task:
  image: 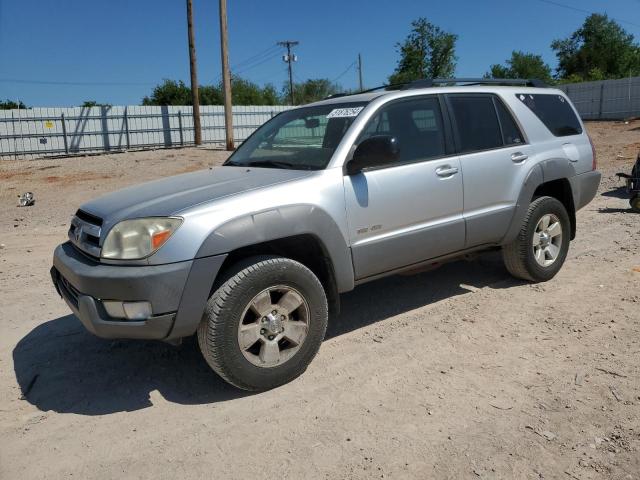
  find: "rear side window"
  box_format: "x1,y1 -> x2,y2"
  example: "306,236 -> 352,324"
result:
448,96 -> 503,153
494,98 -> 524,146
517,93 -> 582,137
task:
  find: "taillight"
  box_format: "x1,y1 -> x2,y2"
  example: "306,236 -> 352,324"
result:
588,134 -> 597,170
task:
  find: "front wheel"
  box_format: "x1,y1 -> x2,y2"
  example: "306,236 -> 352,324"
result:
502,196 -> 571,282
197,255 -> 328,391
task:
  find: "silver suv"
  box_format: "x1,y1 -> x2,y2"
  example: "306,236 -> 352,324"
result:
51,78 -> 601,391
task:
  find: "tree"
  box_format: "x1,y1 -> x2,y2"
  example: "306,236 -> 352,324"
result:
230,77 -> 279,105
142,77 -> 281,106
0,99 -> 27,110
81,100 -> 111,108
551,14 -> 640,81
486,51 -> 552,82
389,18 -> 457,84
282,78 -> 341,105
142,79 -> 192,106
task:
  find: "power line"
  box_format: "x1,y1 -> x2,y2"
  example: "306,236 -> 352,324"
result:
535,0 -> 640,29
233,50 -> 282,75
331,61 -> 356,84
231,45 -> 280,71
0,78 -> 154,86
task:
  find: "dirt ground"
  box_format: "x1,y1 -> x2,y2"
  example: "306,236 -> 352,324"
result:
0,122 -> 639,480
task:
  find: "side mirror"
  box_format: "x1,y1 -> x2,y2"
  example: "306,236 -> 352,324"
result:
346,135 -> 400,175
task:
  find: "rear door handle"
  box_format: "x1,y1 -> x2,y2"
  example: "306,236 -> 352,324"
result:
435,166 -> 459,177
511,152 -> 528,163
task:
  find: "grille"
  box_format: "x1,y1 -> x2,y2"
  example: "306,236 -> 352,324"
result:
68,210 -> 103,257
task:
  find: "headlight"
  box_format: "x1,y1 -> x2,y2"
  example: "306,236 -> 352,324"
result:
101,217 -> 182,260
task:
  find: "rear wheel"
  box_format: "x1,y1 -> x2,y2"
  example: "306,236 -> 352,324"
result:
502,196 -> 570,282
197,255 -> 328,391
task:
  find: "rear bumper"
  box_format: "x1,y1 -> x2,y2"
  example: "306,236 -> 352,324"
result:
571,170 -> 601,211
51,242 -> 226,340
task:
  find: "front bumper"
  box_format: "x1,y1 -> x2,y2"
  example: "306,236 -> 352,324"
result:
51,242 -> 226,340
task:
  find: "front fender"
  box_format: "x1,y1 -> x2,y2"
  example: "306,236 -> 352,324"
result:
195,204 -> 355,293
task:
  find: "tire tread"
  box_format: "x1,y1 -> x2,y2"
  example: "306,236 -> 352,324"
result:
197,256 -> 327,391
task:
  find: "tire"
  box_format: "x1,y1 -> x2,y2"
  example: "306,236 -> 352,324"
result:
502,196 -> 571,282
197,255 -> 328,391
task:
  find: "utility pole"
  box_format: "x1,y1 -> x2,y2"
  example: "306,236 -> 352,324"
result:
278,41 -> 299,105
357,53 -> 364,91
186,0 -> 202,145
219,0 -> 234,150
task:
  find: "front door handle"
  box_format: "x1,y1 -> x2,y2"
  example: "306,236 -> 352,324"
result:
435,166 -> 459,177
511,152 -> 528,163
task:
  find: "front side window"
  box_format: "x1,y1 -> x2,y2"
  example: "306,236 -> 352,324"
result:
517,93 -> 582,137
225,102 -> 367,170
448,95 -> 503,153
357,97 -> 446,164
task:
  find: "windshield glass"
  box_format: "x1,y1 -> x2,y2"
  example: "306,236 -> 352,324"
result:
224,102 -> 367,170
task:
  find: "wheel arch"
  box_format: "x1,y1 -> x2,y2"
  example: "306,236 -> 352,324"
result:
195,204 -> 355,313
214,234 -> 342,316
503,159 -> 579,244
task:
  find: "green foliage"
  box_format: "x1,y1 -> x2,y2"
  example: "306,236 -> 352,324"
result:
142,79 -> 192,106
551,14 -> 640,81
0,99 -> 27,110
142,78 -> 281,106
485,51 -> 553,82
389,17 -> 458,85
282,78 -> 342,105
231,78 -> 279,105
81,100 -> 111,108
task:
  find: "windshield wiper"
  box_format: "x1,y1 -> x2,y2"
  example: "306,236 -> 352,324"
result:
223,159 -> 244,167
245,159 -> 306,170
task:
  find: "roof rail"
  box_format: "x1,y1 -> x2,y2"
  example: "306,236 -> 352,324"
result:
323,78 -> 548,101
324,92 -> 351,99
402,78 -> 548,89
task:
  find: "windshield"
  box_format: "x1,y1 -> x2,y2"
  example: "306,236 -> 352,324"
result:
224,102 -> 368,170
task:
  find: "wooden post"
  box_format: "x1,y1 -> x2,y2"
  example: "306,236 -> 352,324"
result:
219,0 -> 234,150
186,0 -> 202,145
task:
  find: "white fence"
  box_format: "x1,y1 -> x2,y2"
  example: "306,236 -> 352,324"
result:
0,105 -> 291,160
559,76 -> 640,120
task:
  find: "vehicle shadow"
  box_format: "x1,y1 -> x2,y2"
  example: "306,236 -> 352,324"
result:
601,186 -> 630,199
597,207 -> 634,214
13,251 -> 520,415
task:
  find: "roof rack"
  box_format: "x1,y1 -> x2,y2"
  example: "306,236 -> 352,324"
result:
324,78 -> 548,100
402,78 -> 548,89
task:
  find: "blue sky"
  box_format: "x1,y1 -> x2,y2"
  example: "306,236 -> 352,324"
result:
1,0 -> 639,106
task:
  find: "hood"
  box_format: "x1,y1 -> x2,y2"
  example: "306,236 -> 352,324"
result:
80,166 -> 313,230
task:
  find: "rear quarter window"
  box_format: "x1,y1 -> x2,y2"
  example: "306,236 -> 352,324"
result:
517,93 -> 582,137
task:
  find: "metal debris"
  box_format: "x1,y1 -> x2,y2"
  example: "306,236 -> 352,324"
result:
18,192 -> 35,207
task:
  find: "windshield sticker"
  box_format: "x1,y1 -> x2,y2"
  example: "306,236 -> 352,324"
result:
326,107 -> 364,118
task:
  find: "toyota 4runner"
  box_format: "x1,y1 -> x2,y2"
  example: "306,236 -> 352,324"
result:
51,78 -> 601,391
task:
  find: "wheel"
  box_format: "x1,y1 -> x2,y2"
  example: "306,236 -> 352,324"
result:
502,196 -> 571,282
630,194 -> 640,213
197,255 -> 328,391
